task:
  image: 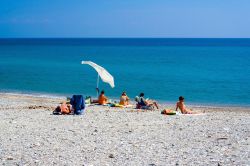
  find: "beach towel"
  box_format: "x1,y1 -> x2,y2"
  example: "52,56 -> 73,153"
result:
70,95 -> 85,114
85,96 -> 91,104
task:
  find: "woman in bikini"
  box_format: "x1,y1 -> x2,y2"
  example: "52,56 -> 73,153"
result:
119,91 -> 130,106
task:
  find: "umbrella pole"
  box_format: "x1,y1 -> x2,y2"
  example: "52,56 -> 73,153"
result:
96,74 -> 99,98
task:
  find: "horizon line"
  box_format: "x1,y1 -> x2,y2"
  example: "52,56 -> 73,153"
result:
1,37 -> 250,39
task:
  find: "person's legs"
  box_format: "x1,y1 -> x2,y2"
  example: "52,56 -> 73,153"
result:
92,99 -> 99,103
142,105 -> 153,110
182,108 -> 197,114
153,102 -> 159,109
187,109 -> 197,114
147,100 -> 159,109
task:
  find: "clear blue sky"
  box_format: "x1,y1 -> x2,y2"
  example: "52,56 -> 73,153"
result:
0,0 -> 250,38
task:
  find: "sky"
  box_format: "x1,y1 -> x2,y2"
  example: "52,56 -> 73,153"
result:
0,0 -> 250,38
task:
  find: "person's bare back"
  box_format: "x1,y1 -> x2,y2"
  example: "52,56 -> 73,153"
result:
175,96 -> 194,114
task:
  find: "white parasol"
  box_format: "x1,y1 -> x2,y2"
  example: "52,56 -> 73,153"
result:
81,61 -> 115,96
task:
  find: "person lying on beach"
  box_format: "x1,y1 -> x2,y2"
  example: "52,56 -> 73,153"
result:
161,109 -> 176,115
53,97 -> 72,115
119,91 -> 130,106
135,93 -> 159,109
98,90 -> 108,105
175,96 -> 196,114
60,101 -> 71,114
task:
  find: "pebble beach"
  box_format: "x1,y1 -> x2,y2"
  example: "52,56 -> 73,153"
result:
0,93 -> 249,166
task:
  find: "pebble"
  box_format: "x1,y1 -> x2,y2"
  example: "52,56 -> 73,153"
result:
6,156 -> 13,160
0,93 -> 249,165
108,154 -> 114,158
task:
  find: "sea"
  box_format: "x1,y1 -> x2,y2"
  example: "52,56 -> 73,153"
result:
0,38 -> 250,107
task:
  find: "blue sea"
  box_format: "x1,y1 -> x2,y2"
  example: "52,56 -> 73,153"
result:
0,38 -> 250,106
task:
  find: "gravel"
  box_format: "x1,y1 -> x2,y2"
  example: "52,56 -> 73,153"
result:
0,93 -> 249,166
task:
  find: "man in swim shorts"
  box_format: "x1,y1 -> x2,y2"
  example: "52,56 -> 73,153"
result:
175,96 -> 195,114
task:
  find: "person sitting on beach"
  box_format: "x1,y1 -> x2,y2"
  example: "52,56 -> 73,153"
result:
70,95 -> 85,115
136,93 -> 159,109
119,91 -> 130,106
98,90 -> 108,105
175,96 -> 195,114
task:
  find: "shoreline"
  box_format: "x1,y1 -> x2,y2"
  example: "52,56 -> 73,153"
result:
1,91 -> 250,110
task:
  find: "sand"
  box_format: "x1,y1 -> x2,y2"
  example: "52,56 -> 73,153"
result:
0,93 -> 249,166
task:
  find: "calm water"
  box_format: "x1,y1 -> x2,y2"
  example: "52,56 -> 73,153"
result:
0,38 -> 250,106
